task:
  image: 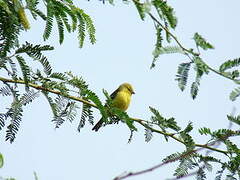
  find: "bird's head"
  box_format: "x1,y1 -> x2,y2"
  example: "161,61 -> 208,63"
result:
120,83 -> 135,95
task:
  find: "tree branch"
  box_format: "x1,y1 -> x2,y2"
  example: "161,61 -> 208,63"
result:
113,140 -> 221,180
0,76 -> 228,155
147,12 -> 239,84
132,118 -> 228,155
0,76 -> 97,108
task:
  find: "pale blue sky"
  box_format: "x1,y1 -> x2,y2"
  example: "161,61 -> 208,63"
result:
1,0 -> 240,180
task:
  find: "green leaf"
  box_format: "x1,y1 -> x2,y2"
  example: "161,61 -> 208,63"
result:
55,13 -> 64,44
145,126 -> 153,143
0,86 -> 12,96
149,106 -> 181,132
183,122 -> 193,133
180,131 -> 195,150
112,108 -> 137,131
0,153 -> 3,168
82,89 -> 107,120
6,100 -> 23,143
190,81 -> 199,99
219,58 -> 240,72
193,33 -> 214,50
16,42 -> 53,75
198,127 -> 211,136
133,0 -> 145,20
15,55 -> 31,89
162,152 -> 182,163
153,46 -> 184,57
174,157 -> 195,178
43,2 -> 54,41
0,114 -> 6,130
175,62 -> 192,91
152,0 -> 177,29
151,26 -> 163,69
230,87 -> 240,101
76,13 -> 86,48
227,115 -> 240,126
20,89 -> 39,106
194,56 -> 209,75
78,104 -> 93,132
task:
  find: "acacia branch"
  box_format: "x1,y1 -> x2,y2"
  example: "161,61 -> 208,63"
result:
132,118 -> 228,155
113,140 -> 221,180
0,76 -> 97,108
147,12 -> 239,83
0,76 -> 228,155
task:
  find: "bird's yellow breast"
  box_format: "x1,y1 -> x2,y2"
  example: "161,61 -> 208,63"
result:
112,90 -> 131,111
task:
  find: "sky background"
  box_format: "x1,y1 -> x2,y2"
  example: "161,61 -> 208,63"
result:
1,0 -> 240,179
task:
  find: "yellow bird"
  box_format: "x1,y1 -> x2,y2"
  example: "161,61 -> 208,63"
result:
92,83 -> 135,131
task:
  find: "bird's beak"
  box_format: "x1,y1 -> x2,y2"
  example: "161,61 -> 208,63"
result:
132,91 -> 135,94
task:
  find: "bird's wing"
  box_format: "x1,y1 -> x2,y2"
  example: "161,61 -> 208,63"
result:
110,88 -> 119,100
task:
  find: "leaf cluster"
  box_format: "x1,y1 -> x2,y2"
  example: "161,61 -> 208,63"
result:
42,0 -> 96,46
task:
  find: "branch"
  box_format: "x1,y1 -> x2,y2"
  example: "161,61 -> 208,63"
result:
0,76 -> 229,155
113,140 -> 220,180
132,118 -> 228,155
147,12 -> 239,83
0,76 -> 97,108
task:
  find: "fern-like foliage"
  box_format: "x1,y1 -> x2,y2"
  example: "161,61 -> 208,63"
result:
191,81 -> 200,99
16,42 -> 53,75
175,62 -> 192,91
144,127 -> 153,143
227,115 -> 240,126
4,89 -> 40,143
151,25 -> 163,68
15,55 -> 31,89
0,86 -> 12,96
199,127 -> 238,140
133,0 -> 146,20
65,71 -> 89,93
162,152 -> 182,163
230,87 -> 240,101
219,58 -> 240,73
112,108 -> 137,131
191,57 -> 209,99
78,104 -> 94,132
42,0 -> 96,46
152,0 -> 177,29
0,0 -> 96,142
151,46 -> 184,68
179,123 -> 195,151
0,1 -> 21,57
84,89 -> 106,117
20,89 -> 39,105
153,45 -> 184,57
149,106 -> 180,141
5,100 -> 23,143
44,94 -> 78,128
174,156 -> 196,178
0,114 -> 6,131
198,127 -> 211,136
193,33 -> 214,50
26,0 -> 46,20
149,106 -> 181,132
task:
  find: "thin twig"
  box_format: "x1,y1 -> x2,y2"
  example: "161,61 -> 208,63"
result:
147,12 -> 239,83
132,118 -> 228,155
113,140 -> 220,180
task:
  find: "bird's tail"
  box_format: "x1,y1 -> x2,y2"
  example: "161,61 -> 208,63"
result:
92,118 -> 104,131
